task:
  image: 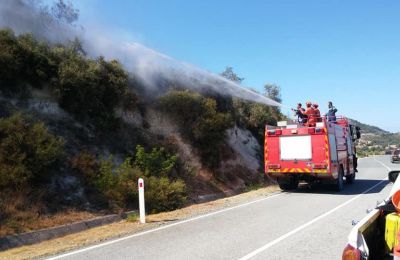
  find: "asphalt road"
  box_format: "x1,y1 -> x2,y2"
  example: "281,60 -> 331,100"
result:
49,155 -> 400,260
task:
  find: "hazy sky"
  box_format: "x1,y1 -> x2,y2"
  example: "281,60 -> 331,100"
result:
73,0 -> 400,132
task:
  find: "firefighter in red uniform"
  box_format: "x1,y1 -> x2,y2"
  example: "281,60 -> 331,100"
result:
313,103 -> 322,122
301,101 -> 316,126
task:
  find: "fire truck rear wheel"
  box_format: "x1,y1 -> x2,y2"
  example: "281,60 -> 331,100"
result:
334,166 -> 344,191
277,176 -> 299,191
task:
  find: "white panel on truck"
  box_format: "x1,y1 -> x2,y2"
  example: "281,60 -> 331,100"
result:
280,135 -> 312,160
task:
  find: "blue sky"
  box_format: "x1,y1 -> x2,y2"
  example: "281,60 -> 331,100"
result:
73,0 -> 400,132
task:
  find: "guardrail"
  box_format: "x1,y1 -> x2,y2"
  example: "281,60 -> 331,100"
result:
0,210 -> 137,251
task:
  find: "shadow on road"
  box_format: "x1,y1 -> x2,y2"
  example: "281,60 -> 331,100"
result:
286,179 -> 390,196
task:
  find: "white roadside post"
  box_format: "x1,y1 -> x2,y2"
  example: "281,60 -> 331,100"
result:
138,178 -> 146,223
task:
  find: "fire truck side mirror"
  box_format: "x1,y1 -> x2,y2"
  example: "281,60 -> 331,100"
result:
355,126 -> 361,139
389,171 -> 400,183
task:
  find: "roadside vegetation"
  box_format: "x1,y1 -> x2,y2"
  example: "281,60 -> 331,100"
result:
0,24 -> 283,236
158,90 -> 233,168
0,29 -> 136,130
70,145 -> 186,213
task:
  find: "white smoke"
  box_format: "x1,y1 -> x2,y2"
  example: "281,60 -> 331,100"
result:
0,0 -> 80,42
0,0 -> 281,107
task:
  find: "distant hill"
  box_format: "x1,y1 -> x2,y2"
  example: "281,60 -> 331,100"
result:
349,119 -> 399,156
348,118 -> 390,135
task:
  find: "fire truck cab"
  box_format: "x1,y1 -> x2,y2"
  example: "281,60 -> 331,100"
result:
264,116 -> 361,191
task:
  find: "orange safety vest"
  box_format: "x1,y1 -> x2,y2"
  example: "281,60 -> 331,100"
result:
304,107 -> 316,126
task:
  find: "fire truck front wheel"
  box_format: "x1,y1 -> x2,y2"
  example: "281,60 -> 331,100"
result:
346,172 -> 355,184
277,176 -> 299,191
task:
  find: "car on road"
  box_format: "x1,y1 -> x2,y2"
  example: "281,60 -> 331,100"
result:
342,170 -> 400,260
392,149 -> 400,163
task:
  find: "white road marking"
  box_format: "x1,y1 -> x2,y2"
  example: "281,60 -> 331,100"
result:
373,156 -> 392,171
238,178 -> 388,260
47,192 -> 283,259
49,157 -> 390,260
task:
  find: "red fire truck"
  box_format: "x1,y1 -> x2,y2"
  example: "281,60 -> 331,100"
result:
264,117 -> 361,191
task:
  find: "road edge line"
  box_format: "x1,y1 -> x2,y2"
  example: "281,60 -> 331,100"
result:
373,156 -> 392,171
47,192 -> 283,259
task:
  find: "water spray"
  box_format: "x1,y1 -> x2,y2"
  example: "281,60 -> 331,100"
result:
0,0 -> 283,108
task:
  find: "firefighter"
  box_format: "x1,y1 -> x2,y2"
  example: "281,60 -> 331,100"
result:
292,103 -> 307,124
313,103 -> 322,122
326,101 -> 338,122
301,101 -> 316,127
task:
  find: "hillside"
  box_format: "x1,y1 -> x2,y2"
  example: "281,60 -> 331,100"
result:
348,118 -> 389,135
0,26 -> 283,237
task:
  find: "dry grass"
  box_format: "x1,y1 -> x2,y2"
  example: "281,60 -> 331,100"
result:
0,185 -> 279,260
0,191 -> 99,238
1,209 -> 99,238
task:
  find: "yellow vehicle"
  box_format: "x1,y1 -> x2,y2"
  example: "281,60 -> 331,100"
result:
342,170 -> 400,260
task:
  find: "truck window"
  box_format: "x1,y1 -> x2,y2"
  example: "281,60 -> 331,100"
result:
347,136 -> 353,154
329,134 -> 338,162
279,135 -> 312,160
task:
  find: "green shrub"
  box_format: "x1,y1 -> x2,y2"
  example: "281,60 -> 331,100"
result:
134,145 -> 178,178
158,90 -> 204,128
144,176 -> 187,213
0,113 -> 64,189
69,151 -> 98,184
57,56 -> 129,129
0,30 -> 58,96
0,28 -> 136,130
71,147 -> 186,212
232,99 -> 282,143
0,29 -> 24,92
17,33 -> 56,88
158,90 -> 233,167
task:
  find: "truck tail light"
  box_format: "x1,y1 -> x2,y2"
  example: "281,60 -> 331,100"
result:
313,163 -> 327,169
267,130 -> 282,136
268,164 -> 281,169
342,244 -> 361,260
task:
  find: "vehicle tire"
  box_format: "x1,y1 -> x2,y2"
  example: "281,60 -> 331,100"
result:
278,176 -> 299,191
346,172 -> 355,184
333,166 -> 344,191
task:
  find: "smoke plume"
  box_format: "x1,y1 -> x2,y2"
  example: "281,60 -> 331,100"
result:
0,0 -> 281,107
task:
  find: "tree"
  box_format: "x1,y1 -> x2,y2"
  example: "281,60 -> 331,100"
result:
220,66 -> 244,84
51,0 -> 79,25
0,113 -> 64,189
68,37 -> 86,56
264,83 -> 282,103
